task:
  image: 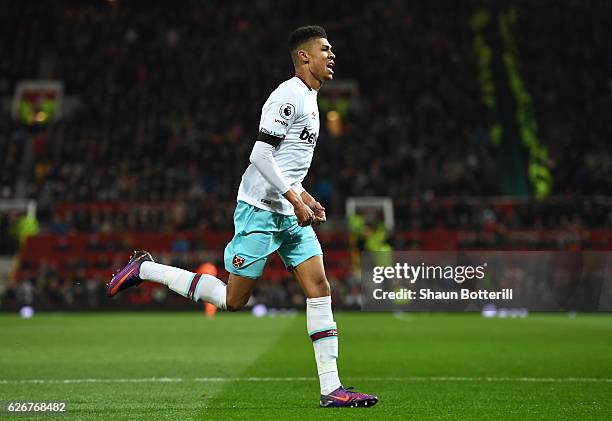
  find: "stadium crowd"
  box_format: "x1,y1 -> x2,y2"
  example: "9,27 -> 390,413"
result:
1,1 -> 612,310
2,2 -> 609,220
40,197 -> 612,234
2,0 -> 492,222
515,0 -> 612,196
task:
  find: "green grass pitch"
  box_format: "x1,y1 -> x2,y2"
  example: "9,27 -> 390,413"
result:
1,312 -> 611,420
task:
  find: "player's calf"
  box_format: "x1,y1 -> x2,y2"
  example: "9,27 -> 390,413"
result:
108,253 -> 228,309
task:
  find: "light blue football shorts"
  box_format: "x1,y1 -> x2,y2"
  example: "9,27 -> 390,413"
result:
224,201 -> 323,279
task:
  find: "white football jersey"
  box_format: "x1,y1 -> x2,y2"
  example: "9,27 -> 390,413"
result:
237,76 -> 320,215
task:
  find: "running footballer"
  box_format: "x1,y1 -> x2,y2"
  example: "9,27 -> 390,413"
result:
107,25 -> 378,408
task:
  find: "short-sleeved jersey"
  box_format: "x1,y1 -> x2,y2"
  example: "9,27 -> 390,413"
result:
237,76 -> 320,215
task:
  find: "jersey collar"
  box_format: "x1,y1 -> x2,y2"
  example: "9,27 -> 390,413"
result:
294,73 -> 313,91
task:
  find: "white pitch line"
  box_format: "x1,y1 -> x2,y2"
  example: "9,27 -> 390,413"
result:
0,377 -> 185,385
0,376 -> 611,385
194,377 -> 314,382
358,376 -> 612,383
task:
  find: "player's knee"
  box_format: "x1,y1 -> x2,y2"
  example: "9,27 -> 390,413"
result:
320,279 -> 331,296
226,296 -> 248,312
312,277 -> 330,297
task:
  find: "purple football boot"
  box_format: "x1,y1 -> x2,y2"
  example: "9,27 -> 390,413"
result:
106,251 -> 153,297
320,386 -> 379,408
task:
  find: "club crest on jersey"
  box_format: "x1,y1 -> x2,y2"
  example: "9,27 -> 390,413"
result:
279,103 -> 295,120
233,255 -> 245,268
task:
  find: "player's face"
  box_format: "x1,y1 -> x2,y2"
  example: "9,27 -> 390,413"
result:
306,38 -> 335,81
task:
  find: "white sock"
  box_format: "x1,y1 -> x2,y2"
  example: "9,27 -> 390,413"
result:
139,261 -> 227,309
307,296 -> 342,395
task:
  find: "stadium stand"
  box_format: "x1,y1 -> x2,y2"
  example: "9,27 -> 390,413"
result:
514,0 -> 612,196
1,1 -> 611,310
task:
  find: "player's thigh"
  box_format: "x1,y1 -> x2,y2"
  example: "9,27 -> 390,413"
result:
224,201 -> 280,279
226,273 -> 257,311
291,255 -> 330,298
277,223 -> 322,270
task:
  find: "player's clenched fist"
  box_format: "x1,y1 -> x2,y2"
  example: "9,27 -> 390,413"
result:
294,202 -> 315,226
311,202 -> 326,225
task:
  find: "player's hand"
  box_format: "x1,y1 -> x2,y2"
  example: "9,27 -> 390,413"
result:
311,202 -> 326,225
294,202 -> 315,227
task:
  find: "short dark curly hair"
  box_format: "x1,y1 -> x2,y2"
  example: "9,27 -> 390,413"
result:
288,25 -> 327,52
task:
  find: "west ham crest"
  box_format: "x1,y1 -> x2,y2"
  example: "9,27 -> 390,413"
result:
233,255 -> 245,268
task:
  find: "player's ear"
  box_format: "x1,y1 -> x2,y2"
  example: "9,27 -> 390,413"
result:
297,49 -> 309,64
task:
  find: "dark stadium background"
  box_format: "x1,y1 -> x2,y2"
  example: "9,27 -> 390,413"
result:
2,0 -> 611,311
1,1 -> 612,420
0,1 -> 612,311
